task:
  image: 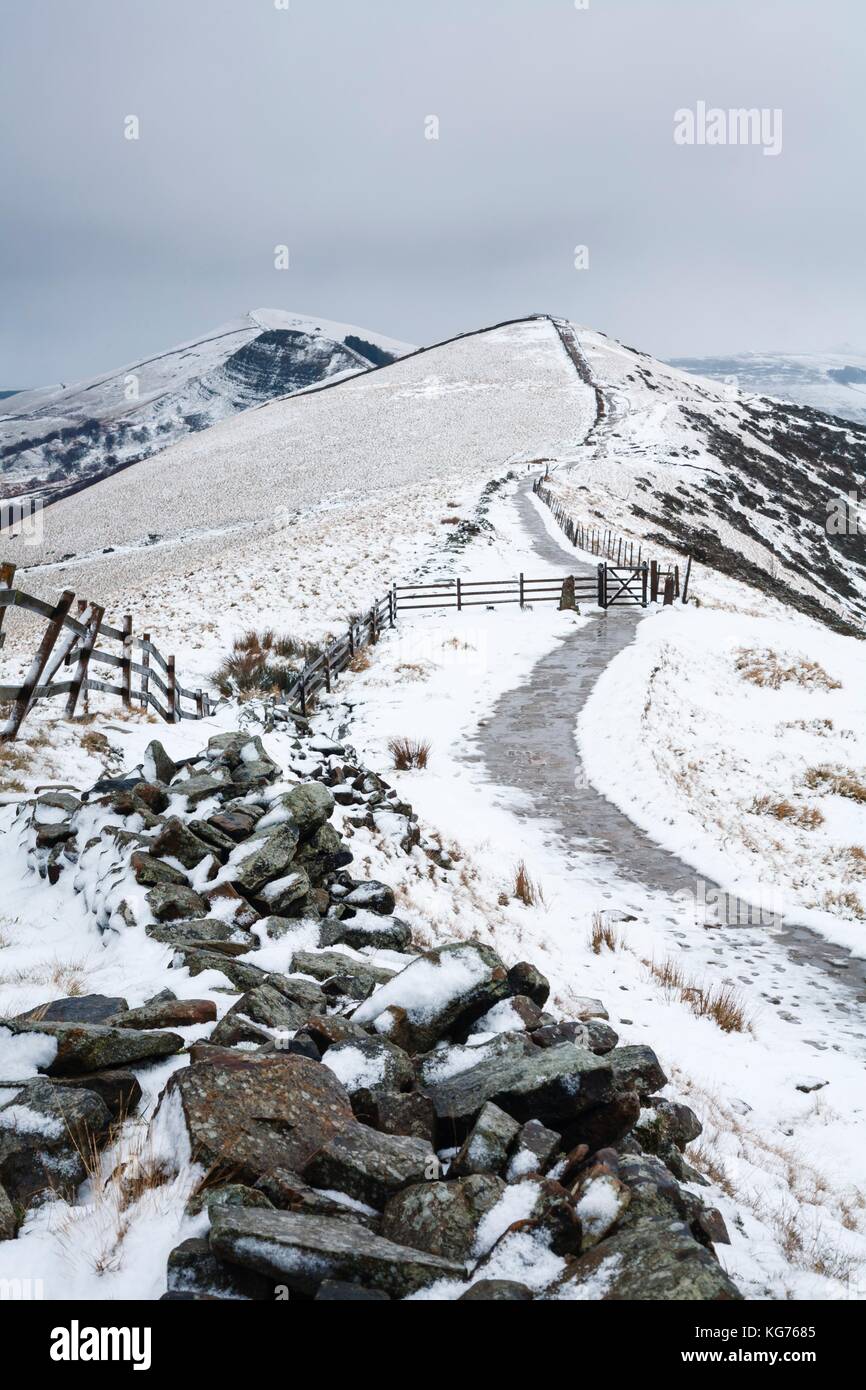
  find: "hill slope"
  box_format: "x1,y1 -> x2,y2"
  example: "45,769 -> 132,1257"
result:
0,310 -> 414,505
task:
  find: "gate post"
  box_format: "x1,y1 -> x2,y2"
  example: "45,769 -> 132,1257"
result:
650,560 -> 659,603
641,562 -> 649,607
597,564 -> 606,609
663,574 -> 674,606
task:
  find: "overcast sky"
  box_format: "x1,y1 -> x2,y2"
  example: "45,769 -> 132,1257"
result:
1,0 -> 863,385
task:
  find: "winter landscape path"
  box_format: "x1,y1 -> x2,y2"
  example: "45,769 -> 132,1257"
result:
472,477 -> 866,1045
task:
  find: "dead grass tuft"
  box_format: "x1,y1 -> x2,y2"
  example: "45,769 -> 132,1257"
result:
646,957 -> 751,1033
589,912 -> 622,954
735,648 -> 841,691
750,796 -> 825,829
822,888 -> 866,920
513,860 -> 545,908
805,766 -> 866,804
387,736 -> 431,770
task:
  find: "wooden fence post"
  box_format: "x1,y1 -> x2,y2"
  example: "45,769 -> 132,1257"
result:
0,562 -> 17,652
140,633 -> 151,712
519,572 -> 525,608
166,655 -> 178,723
674,564 -> 680,599
298,670 -> 307,717
324,650 -> 332,693
681,555 -> 692,604
121,614 -> 133,709
663,575 -> 674,606
597,564 -> 606,609
641,562 -> 649,607
3,588 -> 75,740
650,561 -> 659,603
65,603 -> 104,719
196,689 -> 205,718
456,578 -> 462,612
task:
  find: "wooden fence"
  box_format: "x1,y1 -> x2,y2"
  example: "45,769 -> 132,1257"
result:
394,574 -> 599,611
0,562 -> 215,741
533,480 -> 692,605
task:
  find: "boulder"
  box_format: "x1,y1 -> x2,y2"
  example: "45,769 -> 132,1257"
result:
550,1217 -> 743,1300
321,1037 -> 414,1096
451,1101 -> 521,1178
303,1125 -> 436,1208
459,1280 -> 533,1301
561,1090 -> 641,1153
257,868 -> 311,916
352,942 -> 511,1052
608,1045 -> 668,1097
129,852 -> 187,888
151,817 -> 217,870
14,994 -> 128,1026
230,825 -> 300,895
173,773 -> 230,808
634,1097 -> 703,1155
50,1069 -> 142,1120
350,1090 -> 437,1144
146,919 -> 257,956
143,740 -> 177,785
423,1040 -> 614,1139
109,999 -> 216,1030
145,883 -> 209,923
165,1054 -> 355,1183
209,1208 -> 464,1300
291,950 -> 395,997
381,1175 -> 505,1262
8,1019 -> 184,1075
573,1171 -> 632,1247
532,1019 -> 619,1054
505,1119 -> 561,1180
320,915 -> 413,954
166,1236 -> 274,1301
201,882 -> 260,929
343,881 -> 396,916
0,1077 -> 111,1201
209,984 -> 311,1047
252,1168 -> 380,1231
280,782 -> 335,835
507,961 -> 550,1008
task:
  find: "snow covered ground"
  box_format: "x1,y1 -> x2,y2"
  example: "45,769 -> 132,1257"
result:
1,315 -> 864,1302
5,472 -> 862,1301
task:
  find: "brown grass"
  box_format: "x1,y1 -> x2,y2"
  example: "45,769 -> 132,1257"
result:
646,957 -> 750,1033
387,736 -> 431,770
805,766 -> 866,804
513,860 -> 545,908
589,912 -> 621,954
735,647 -> 841,691
213,629 -> 323,699
348,648 -> 371,673
822,889 -> 866,921
750,796 -> 825,829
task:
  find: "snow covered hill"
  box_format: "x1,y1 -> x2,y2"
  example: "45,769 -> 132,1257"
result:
553,328 -> 866,636
0,310 -> 414,506
668,350 -> 866,427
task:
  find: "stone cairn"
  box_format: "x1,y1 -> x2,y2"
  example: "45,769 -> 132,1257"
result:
0,725 -> 741,1300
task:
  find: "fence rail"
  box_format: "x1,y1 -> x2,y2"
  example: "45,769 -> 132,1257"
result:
0,564 -> 215,741
533,479 -> 691,605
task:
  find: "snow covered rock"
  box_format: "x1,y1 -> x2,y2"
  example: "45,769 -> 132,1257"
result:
352,942 -> 511,1052
381,1175 -> 506,1262
451,1101 -> 521,1178
302,1125 -> 436,1208
321,1037 -> 414,1096
0,1077 -> 111,1202
423,1039 -> 614,1137
550,1218 -> 742,1301
8,1019 -> 184,1075
209,1208 -> 464,1300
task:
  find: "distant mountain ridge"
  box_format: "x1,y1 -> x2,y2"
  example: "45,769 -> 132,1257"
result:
0,310 -> 415,505
667,350 -> 866,426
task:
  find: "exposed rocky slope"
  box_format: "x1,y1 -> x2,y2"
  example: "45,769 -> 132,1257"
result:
0,722 -> 740,1301
0,310 -> 413,506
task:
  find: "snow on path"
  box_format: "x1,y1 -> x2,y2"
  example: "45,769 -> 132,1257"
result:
342,473 -> 866,1300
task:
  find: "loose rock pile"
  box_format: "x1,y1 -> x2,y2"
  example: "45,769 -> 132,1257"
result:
0,727 -> 742,1300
